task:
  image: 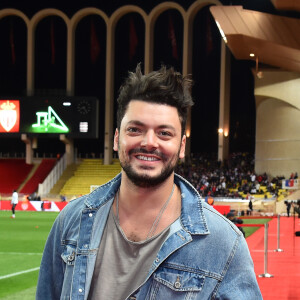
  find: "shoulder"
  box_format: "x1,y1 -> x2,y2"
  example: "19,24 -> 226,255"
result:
52,195 -> 87,236
203,202 -> 242,237
59,173 -> 121,218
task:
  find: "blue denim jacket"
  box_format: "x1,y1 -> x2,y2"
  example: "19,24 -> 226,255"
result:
36,173 -> 262,300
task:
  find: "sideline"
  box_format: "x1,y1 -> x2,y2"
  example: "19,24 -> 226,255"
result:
0,252 -> 42,255
0,267 -> 40,280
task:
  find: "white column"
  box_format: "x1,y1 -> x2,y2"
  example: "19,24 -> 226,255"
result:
144,18 -> 153,74
104,22 -> 115,165
66,23 -> 75,96
21,134 -> 33,164
60,134 -> 74,165
218,41 -> 231,163
182,16 -> 193,160
27,25 -> 35,96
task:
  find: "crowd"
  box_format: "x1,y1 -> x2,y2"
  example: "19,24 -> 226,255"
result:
176,152 -> 289,199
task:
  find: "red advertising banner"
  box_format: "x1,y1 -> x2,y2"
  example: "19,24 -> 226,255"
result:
0,200 -> 68,212
0,100 -> 20,132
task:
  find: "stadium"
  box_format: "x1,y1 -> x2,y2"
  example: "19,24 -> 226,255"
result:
0,0 -> 300,299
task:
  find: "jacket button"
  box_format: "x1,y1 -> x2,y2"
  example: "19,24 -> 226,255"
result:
78,288 -> 83,293
68,252 -> 75,261
175,276 -> 181,289
89,213 -> 93,217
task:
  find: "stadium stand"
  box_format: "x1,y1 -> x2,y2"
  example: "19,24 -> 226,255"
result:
60,158 -> 121,196
19,159 -> 56,194
0,159 -> 33,194
50,163 -> 78,195
176,152 -> 288,200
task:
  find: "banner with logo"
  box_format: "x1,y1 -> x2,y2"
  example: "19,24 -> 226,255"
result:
0,200 -> 68,212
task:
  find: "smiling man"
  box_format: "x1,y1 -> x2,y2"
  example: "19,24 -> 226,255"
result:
36,65 -> 262,300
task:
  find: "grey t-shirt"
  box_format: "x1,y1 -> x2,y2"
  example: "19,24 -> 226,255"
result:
88,207 -> 171,300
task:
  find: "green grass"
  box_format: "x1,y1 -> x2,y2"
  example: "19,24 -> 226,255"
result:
242,218 -> 272,238
0,211 -> 59,299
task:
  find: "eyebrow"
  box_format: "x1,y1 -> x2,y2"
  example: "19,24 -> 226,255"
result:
126,120 -> 176,131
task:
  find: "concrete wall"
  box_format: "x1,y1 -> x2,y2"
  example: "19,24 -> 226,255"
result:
255,70 -> 300,178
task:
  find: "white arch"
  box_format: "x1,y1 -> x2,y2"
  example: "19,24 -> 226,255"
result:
149,2 -> 185,21
71,7 -> 108,29
184,0 -> 221,76
102,5 -> 147,165
145,2 -> 185,74
187,0 -> 221,20
0,8 -> 30,25
30,8 -> 70,27
184,0 -> 222,158
26,9 -> 70,95
66,8 -> 108,97
110,5 -> 147,26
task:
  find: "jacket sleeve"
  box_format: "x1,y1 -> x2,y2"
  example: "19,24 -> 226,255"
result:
214,234 -> 263,299
36,212 -> 65,300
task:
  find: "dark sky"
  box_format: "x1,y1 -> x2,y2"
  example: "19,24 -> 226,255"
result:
0,0 -> 296,157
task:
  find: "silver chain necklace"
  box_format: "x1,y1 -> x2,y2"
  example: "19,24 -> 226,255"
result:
116,183 -> 176,240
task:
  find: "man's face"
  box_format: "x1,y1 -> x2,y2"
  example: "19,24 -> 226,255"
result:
114,100 -> 186,188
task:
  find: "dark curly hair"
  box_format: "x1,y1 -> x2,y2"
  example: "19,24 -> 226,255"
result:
116,64 -> 194,136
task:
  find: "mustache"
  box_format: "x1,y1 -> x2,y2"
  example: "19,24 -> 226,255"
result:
129,148 -> 167,160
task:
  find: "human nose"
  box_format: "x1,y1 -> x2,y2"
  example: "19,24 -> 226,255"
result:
140,130 -> 158,149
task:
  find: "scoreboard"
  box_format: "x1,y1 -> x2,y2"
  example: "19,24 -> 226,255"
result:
0,97 -> 99,138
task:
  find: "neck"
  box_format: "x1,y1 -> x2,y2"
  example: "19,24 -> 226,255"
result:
114,171 -> 181,242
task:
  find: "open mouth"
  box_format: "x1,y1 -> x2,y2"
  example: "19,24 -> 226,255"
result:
136,155 -> 160,162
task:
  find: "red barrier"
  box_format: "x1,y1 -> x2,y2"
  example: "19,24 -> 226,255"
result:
213,205 -> 231,215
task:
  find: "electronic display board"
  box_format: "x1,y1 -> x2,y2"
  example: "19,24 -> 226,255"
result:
0,97 -> 99,138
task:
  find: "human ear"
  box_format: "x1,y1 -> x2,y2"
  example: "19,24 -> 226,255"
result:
179,135 -> 186,159
113,129 -> 119,151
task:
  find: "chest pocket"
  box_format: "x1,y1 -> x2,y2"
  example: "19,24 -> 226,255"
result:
146,268 -> 205,300
60,244 -> 77,299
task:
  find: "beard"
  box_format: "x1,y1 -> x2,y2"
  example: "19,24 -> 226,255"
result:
119,148 -> 180,188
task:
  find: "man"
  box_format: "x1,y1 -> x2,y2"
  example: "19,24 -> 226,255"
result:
36,65 -> 262,299
248,197 -> 253,216
11,190 -> 18,218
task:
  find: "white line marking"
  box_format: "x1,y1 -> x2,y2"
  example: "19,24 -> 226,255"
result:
0,252 -> 42,255
0,267 -> 40,280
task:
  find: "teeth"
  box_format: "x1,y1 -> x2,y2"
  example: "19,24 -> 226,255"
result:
137,155 -> 158,161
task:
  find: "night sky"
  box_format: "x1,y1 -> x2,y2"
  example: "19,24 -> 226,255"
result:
0,0 -> 297,157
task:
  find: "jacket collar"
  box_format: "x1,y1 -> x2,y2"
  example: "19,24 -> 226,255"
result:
174,173 -> 209,235
84,173 -> 122,209
84,172 -> 209,235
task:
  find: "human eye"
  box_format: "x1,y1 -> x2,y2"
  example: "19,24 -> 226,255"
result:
126,127 -> 141,135
158,130 -> 173,139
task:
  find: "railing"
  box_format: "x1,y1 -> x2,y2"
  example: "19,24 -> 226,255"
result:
211,197 -> 276,202
38,154 -> 67,197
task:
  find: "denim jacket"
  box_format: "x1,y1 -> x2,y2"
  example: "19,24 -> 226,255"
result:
36,173 -> 262,300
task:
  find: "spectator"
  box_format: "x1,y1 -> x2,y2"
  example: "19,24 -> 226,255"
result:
175,152 -> 285,200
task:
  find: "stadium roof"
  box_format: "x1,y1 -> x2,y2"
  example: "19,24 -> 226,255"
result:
210,4 -> 300,73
